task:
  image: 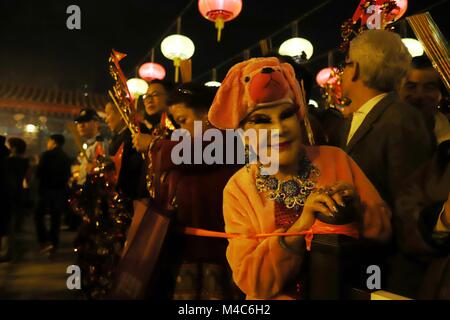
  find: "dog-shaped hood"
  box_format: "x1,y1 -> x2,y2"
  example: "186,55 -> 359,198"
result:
208,57 -> 306,129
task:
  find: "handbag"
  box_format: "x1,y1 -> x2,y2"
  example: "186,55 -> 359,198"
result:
111,169 -> 180,299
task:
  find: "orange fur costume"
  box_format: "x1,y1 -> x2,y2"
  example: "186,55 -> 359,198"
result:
208,57 -> 392,299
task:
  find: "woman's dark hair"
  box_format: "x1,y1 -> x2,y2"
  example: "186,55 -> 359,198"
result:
167,82 -> 218,115
411,56 -> 447,97
49,134 -> 65,146
411,55 -> 433,69
147,79 -> 175,93
7,137 -> 27,155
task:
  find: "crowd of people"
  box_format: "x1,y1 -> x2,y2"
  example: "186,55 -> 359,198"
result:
0,29 -> 448,300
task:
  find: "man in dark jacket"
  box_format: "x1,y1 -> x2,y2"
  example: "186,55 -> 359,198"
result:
330,30 -> 434,291
335,30 -> 433,208
1,137 -> 29,260
35,134 -> 72,253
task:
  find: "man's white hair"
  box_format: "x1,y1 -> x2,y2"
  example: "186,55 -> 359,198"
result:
350,29 -> 412,92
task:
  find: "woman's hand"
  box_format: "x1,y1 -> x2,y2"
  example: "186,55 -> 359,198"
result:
327,181 -> 358,207
289,188 -> 338,232
282,181 -> 359,251
132,133 -> 154,153
282,189 -> 337,252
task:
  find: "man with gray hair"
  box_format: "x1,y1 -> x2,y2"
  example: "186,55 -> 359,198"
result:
331,29 -> 435,295
337,29 -> 433,209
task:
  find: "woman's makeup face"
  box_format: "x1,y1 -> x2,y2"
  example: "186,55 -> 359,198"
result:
169,102 -> 205,137
143,83 -> 169,116
242,103 -> 303,169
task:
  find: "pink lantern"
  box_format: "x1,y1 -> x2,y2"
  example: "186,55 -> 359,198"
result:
352,0 -> 408,27
198,0 -> 242,42
385,0 -> 408,23
316,67 -> 339,88
138,62 -> 166,81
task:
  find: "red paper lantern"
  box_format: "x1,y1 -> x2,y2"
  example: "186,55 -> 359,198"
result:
353,0 -> 408,26
138,62 -> 166,81
385,0 -> 408,23
198,0 -> 242,42
316,67 -> 339,88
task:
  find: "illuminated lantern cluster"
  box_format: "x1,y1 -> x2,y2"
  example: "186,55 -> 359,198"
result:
138,62 -> 166,81
279,37 -> 314,60
161,34 -> 195,82
198,0 -> 243,42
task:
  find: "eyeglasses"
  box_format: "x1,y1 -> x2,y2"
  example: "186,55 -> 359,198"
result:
142,92 -> 166,100
177,88 -> 194,95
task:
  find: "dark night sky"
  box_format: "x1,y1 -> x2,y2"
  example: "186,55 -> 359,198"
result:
0,0 -> 448,94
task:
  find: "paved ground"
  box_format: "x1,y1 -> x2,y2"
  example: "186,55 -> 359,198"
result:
0,216 -> 82,299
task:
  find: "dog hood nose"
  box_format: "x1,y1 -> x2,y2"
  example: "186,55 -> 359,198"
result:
261,67 -> 274,74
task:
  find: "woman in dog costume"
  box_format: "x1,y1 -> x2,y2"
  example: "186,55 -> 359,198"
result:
208,57 -> 392,300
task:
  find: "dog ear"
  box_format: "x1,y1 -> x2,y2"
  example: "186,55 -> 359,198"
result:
281,62 -> 306,120
208,59 -> 253,129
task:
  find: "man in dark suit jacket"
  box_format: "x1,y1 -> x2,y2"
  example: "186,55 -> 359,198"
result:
337,92 -> 433,207
330,29 -> 435,294
336,30 -> 433,208
35,134 -> 72,253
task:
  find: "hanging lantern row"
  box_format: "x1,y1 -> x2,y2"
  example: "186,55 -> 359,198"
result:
136,0 -> 409,86
198,0 -> 243,42
138,34 -> 314,85
136,1 -> 316,84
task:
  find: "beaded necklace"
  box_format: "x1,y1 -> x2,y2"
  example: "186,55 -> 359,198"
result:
255,154 -> 320,212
